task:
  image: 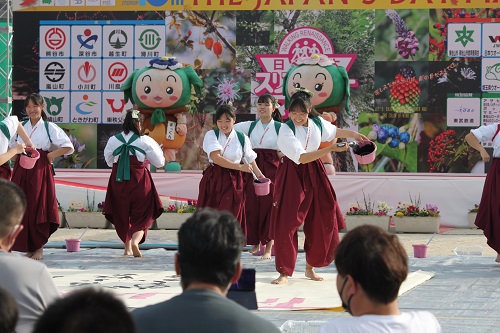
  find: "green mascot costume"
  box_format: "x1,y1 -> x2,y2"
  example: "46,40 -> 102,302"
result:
282,53 -> 351,175
121,56 -> 203,171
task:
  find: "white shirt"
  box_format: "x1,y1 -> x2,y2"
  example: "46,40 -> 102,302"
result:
278,117 -> 337,164
234,119 -> 280,150
104,132 -> 165,168
12,118 -> 74,154
471,123 -> 500,157
203,129 -> 257,164
0,116 -> 19,154
320,311 -> 441,333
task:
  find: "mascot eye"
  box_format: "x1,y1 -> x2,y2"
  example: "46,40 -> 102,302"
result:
314,83 -> 324,92
166,87 -> 174,95
144,86 -> 151,94
293,83 -> 301,88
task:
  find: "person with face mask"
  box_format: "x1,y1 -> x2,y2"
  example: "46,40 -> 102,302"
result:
0,179 -> 59,333
320,225 -> 441,333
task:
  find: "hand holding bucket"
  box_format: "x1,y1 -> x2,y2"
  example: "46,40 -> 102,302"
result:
349,140 -> 377,165
243,157 -> 271,196
19,147 -> 40,169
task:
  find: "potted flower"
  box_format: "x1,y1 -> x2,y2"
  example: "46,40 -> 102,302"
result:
468,204 -> 479,229
154,200 -> 197,230
63,191 -> 108,229
344,192 -> 392,232
393,194 -> 440,233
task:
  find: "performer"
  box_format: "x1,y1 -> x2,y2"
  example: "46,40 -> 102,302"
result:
0,115 -> 34,180
103,109 -> 165,258
271,89 -> 368,284
10,93 -> 74,260
234,93 -> 282,259
197,104 -> 264,235
465,124 -> 500,263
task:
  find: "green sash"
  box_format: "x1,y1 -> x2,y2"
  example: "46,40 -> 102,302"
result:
112,133 -> 146,182
248,120 -> 281,137
285,117 -> 322,135
0,122 -> 10,139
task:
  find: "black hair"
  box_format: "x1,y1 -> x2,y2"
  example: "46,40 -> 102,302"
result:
24,93 -> 48,121
0,285 -> 18,333
214,104 -> 236,123
289,91 -> 321,118
177,208 -> 245,290
122,109 -> 142,136
33,287 -> 136,333
258,93 -> 283,123
0,179 -> 26,239
334,225 -> 408,304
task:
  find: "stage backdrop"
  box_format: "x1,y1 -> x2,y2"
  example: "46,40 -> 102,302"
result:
11,3 -> 500,174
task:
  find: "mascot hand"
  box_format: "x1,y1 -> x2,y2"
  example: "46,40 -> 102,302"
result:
321,112 -> 337,124
176,123 -> 187,136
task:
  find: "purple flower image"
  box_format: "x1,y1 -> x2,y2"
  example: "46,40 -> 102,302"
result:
386,10 -> 419,59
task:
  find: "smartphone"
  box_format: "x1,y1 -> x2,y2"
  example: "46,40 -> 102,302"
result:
229,268 -> 255,291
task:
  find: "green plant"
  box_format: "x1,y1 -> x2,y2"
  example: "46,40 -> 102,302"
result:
66,190 -> 102,212
395,193 -> 439,217
346,191 -> 392,216
165,200 -> 197,213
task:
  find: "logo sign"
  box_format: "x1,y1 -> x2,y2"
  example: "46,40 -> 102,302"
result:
71,26 -> 102,58
102,91 -> 133,124
71,59 -> 102,91
103,59 -> 133,91
70,92 -> 101,123
135,25 -> 165,58
107,62 -> 128,83
44,61 -> 66,82
40,26 -> 70,57
447,23 -> 481,58
254,27 -> 358,102
482,23 -> 500,57
44,96 -> 65,116
40,91 -> 70,123
103,26 -> 134,58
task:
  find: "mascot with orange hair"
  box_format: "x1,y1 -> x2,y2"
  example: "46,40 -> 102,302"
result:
121,56 -> 203,171
282,53 -> 351,175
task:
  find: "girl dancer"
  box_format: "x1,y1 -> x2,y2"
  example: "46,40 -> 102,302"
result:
11,93 -> 74,260
234,93 -> 282,259
197,104 -> 264,235
0,116 -> 34,180
466,124 -> 500,263
103,109 -> 165,257
271,89 -> 368,284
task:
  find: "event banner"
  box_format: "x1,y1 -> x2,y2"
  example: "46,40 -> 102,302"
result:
11,7 -> 500,172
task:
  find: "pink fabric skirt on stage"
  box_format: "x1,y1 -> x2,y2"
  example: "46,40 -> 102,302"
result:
197,163 -> 246,235
0,162 -> 11,180
11,150 -> 59,252
475,158 -> 500,253
104,156 -> 163,244
243,149 -> 279,246
271,157 -> 345,277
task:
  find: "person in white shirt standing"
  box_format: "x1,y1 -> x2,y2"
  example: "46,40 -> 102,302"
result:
103,109 -> 165,258
320,225 -> 441,333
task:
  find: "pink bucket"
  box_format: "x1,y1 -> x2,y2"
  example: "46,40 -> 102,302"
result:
19,147 -> 40,169
65,238 -> 81,252
253,178 -> 271,196
412,244 -> 428,258
352,140 -> 377,165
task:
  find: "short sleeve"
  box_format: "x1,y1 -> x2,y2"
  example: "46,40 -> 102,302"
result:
233,121 -> 252,136
48,123 -> 75,154
203,130 -> 223,156
471,123 -> 498,143
278,123 -> 306,164
320,117 -> 337,142
242,134 -> 257,163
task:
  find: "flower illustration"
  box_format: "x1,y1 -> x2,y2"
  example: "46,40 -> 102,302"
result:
216,77 -> 240,105
460,67 -> 476,80
386,10 -> 419,59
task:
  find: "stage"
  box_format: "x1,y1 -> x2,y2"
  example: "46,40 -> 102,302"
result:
53,170 -> 486,229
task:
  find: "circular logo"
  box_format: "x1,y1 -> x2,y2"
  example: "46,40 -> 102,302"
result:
44,62 -> 66,82
108,62 -> 128,83
139,29 -> 161,50
45,28 -> 66,50
109,29 -> 128,49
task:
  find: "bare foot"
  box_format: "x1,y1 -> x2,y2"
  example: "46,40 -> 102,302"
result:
305,268 -> 324,281
25,252 -> 33,258
271,274 -> 288,284
124,241 -> 133,256
261,240 -> 273,259
261,253 -> 272,260
496,254 -> 500,263
132,244 -> 142,258
249,245 -> 260,254
31,248 -> 43,260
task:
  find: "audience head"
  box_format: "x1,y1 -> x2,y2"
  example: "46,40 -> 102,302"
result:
33,287 -> 136,333
122,109 -> 142,136
334,225 -> 408,312
289,90 -> 320,118
176,208 -> 245,291
0,285 -> 18,333
24,93 -> 48,121
0,179 -> 26,250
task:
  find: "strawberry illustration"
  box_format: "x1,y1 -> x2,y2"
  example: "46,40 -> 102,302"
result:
389,65 -> 421,113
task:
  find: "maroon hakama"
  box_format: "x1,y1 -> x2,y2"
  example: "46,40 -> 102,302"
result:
243,149 -> 279,246
475,158 -> 500,253
271,157 -> 345,277
197,164 -> 246,235
104,156 -> 163,244
0,162 -> 11,180
11,150 -> 59,252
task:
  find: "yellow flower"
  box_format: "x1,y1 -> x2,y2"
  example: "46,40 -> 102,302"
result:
396,211 -> 404,217
177,209 -> 184,213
